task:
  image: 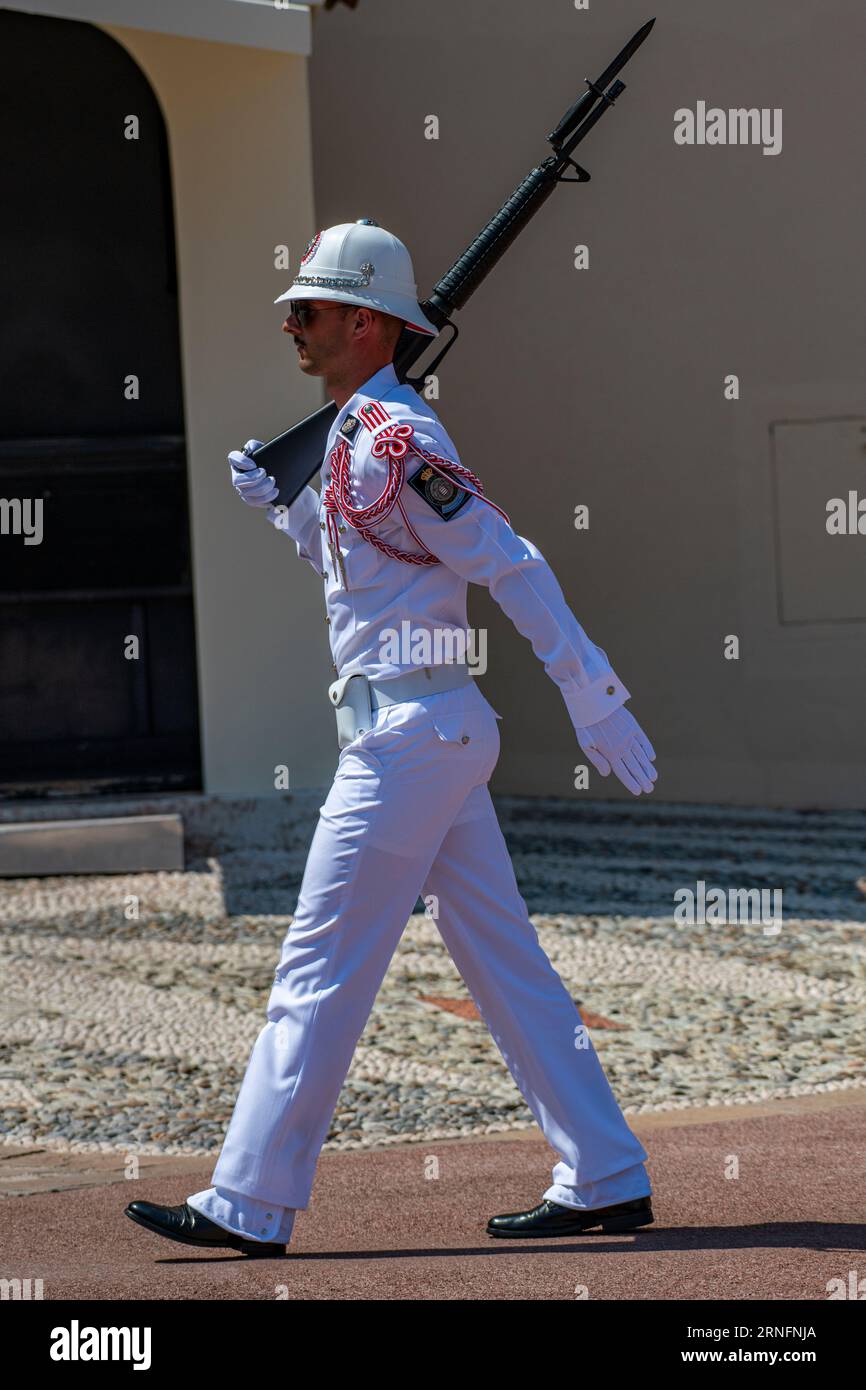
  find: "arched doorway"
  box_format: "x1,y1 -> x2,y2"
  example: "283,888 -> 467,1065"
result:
0,10 -> 201,798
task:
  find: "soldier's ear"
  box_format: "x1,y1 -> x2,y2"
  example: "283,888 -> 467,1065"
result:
351,305 -> 378,339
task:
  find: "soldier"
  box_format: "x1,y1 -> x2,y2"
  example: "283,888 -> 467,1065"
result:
126,222 -> 657,1258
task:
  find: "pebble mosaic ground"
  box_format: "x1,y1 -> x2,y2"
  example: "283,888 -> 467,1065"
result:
2,798 -> 865,1159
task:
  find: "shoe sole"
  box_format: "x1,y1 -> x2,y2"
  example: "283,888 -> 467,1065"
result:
486,1207 -> 654,1238
125,1207 -> 286,1258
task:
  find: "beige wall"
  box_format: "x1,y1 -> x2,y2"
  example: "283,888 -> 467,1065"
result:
102,24 -> 346,795
100,3 -> 866,809
302,0 -> 866,808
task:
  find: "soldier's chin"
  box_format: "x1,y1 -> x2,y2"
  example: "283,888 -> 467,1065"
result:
296,352 -> 322,376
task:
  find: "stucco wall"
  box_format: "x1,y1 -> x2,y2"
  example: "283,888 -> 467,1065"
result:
102,24 -> 343,794
304,0 -> 866,808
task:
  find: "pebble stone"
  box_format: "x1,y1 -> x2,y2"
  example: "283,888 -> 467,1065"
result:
1,856 -> 864,1159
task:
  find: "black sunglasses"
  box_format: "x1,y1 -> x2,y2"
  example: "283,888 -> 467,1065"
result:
287,300 -> 354,329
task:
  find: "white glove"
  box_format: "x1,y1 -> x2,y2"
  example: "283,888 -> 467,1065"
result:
229,440 -> 279,507
575,705 -> 657,796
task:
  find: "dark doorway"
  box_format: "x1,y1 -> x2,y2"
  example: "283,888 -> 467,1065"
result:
0,10 -> 201,799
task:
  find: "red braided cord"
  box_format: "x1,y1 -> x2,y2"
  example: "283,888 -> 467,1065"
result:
322,421 -> 511,566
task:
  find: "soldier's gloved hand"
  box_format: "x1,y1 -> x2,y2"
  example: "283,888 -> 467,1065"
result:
229,440 -> 279,507
574,706 -> 657,796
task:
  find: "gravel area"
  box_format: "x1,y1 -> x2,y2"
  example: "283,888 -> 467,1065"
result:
2,826 -> 865,1157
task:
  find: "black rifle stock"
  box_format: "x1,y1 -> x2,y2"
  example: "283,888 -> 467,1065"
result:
248,18 -> 655,508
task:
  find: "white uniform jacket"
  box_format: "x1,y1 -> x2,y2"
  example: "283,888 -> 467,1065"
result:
266,362 -> 630,732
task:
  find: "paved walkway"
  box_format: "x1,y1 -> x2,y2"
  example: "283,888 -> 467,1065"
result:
2,1090 -> 864,1301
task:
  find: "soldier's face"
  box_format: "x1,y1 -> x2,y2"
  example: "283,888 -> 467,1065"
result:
282,300 -> 354,375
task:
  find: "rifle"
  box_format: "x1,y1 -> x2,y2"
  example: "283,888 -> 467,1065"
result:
247,18 -> 656,508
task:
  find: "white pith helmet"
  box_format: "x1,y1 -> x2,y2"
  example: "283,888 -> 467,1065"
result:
274,220 -> 438,336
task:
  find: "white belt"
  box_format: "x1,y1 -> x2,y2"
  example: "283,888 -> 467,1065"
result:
328,665 -> 473,749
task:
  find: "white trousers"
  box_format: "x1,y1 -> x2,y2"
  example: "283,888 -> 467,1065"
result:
188,683 -> 651,1244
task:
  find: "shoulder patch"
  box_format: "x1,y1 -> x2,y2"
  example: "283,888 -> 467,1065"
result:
407,463 -> 472,521
357,400 -> 393,435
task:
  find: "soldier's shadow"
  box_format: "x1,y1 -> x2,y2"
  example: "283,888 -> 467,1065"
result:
162,1221 -> 866,1262
199,848 -> 306,919
288,1221 -> 866,1259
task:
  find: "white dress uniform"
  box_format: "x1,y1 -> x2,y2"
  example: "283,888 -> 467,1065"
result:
188,362 -> 652,1244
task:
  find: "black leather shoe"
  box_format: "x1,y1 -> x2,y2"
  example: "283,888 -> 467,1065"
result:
487,1195 -> 653,1238
125,1200 -> 286,1257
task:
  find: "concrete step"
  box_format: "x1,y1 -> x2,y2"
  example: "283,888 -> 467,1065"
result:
0,814 -> 183,877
